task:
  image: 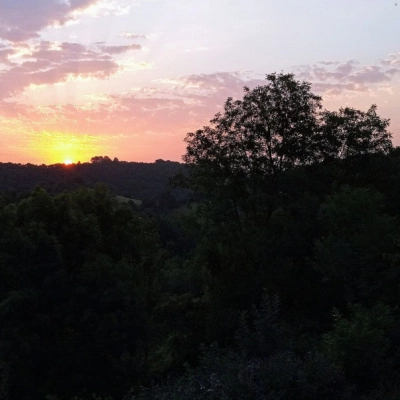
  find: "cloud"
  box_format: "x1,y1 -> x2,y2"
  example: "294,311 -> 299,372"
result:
351,66 -> 390,84
0,0 -> 101,42
380,53 -> 400,67
0,71 -> 266,163
80,0 -> 135,17
1,70 -> 270,138
100,44 -> 142,54
1,71 -> 267,142
154,72 -> 265,103
117,60 -> 152,72
120,32 -> 148,40
0,44 -> 14,65
297,56 -> 400,96
0,40 -> 144,99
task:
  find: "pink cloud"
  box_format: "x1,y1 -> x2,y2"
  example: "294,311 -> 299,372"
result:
100,44 -> 142,54
0,44 -> 14,65
297,57 -> 400,96
0,40 -> 143,99
0,0 -> 100,42
1,72 -> 267,144
120,32 -> 148,40
154,72 -> 266,110
350,66 -> 390,84
380,53 -> 400,67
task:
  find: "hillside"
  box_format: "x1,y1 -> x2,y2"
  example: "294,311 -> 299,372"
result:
0,158 -> 185,201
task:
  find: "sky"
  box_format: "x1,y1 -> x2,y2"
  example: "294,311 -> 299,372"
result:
0,0 -> 399,165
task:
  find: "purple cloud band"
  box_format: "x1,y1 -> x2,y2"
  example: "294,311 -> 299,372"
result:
297,56 -> 400,95
0,0 -> 100,42
0,40 -> 143,99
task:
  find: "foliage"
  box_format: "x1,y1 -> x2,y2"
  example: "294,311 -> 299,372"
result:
184,73 -> 323,178
314,186 -> 398,305
183,73 -> 391,197
322,303 -> 400,392
319,105 -> 392,160
134,295 -> 351,400
0,159 -> 186,204
0,186 -> 161,399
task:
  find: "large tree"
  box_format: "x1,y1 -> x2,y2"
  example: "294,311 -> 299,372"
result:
183,73 -> 392,184
184,73 -> 323,179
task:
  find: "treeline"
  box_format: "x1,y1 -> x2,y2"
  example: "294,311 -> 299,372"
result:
0,158 -> 185,203
2,73 -> 400,399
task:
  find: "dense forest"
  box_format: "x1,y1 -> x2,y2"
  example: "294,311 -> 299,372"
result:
0,157 -> 185,204
1,73 -> 400,399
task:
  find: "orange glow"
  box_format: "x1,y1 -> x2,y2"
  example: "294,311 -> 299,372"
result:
27,131 -> 107,165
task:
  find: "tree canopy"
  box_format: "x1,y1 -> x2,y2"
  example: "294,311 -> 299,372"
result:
319,105 -> 392,160
184,73 -> 392,181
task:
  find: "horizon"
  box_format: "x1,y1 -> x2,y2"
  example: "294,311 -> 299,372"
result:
0,155 -> 182,166
0,1 -> 399,165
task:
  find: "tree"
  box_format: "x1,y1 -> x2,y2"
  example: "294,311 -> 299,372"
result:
184,73 -> 322,179
318,105 -> 392,161
183,73 -> 393,187
0,187 -> 163,399
90,155 -> 112,163
322,303 -> 399,391
313,186 -> 397,305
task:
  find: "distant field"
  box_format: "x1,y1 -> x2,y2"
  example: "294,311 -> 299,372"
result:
116,195 -> 142,206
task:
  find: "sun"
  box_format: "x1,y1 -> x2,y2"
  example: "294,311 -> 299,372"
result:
29,130 -> 107,165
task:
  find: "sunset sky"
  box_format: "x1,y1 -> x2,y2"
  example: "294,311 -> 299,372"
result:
0,0 -> 399,165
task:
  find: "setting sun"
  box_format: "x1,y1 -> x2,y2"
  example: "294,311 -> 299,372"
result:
23,130 -> 107,165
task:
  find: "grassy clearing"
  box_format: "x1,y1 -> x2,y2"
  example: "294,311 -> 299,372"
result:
116,195 -> 142,206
